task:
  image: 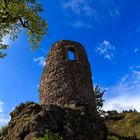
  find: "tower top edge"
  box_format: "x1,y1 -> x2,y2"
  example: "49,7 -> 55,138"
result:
51,40 -> 84,49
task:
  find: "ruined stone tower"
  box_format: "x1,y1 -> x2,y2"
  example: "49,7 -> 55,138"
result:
0,40 -> 107,140
40,40 -> 96,112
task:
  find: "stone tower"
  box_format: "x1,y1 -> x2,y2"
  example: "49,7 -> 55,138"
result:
0,41 -> 107,140
40,40 -> 96,112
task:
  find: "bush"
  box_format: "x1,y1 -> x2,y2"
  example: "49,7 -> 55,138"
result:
0,125 -> 8,136
37,130 -> 63,140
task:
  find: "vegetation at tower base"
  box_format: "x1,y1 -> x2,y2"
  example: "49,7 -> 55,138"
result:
1,106 -> 140,140
0,0 -> 48,58
36,130 -> 63,140
0,86 -> 140,140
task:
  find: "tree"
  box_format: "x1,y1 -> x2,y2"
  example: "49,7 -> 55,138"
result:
94,85 -> 105,115
0,0 -> 48,58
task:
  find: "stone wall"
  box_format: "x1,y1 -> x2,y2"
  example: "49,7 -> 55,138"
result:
40,40 -> 96,113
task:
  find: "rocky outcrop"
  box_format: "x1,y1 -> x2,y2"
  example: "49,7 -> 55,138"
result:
0,102 -> 107,140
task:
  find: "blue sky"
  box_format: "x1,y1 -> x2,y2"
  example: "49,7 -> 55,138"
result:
0,0 -> 140,126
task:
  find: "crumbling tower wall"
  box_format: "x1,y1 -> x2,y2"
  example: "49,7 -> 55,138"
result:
0,41 -> 107,140
40,40 -> 96,112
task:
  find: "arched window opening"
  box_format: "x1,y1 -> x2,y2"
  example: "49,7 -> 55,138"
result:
67,47 -> 76,61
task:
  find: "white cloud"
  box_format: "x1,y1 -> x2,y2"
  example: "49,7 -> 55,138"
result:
96,40 -> 115,60
134,48 -> 139,53
0,101 -> 4,113
103,66 -> 140,112
0,101 -> 10,127
62,0 -> 121,26
0,114 -> 10,128
2,36 -> 10,44
33,56 -> 46,67
62,0 -> 93,16
70,20 -> 93,28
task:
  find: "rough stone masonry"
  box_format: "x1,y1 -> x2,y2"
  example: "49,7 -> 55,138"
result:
40,40 -> 97,114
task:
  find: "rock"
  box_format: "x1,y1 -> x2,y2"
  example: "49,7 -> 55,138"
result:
0,102 -> 107,140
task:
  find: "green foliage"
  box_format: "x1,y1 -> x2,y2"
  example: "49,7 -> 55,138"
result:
0,125 -> 8,136
94,85 -> 105,115
127,114 -> 140,127
107,133 -> 138,140
106,111 -> 140,139
80,111 -> 86,116
107,136 -> 119,140
0,0 -> 48,58
105,110 -> 124,121
93,85 -> 140,139
36,130 -> 63,140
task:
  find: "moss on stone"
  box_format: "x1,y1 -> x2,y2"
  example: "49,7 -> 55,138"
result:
16,116 -> 32,125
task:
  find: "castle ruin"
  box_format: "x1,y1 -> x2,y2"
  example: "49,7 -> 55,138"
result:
40,40 -> 97,113
0,40 -> 107,140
